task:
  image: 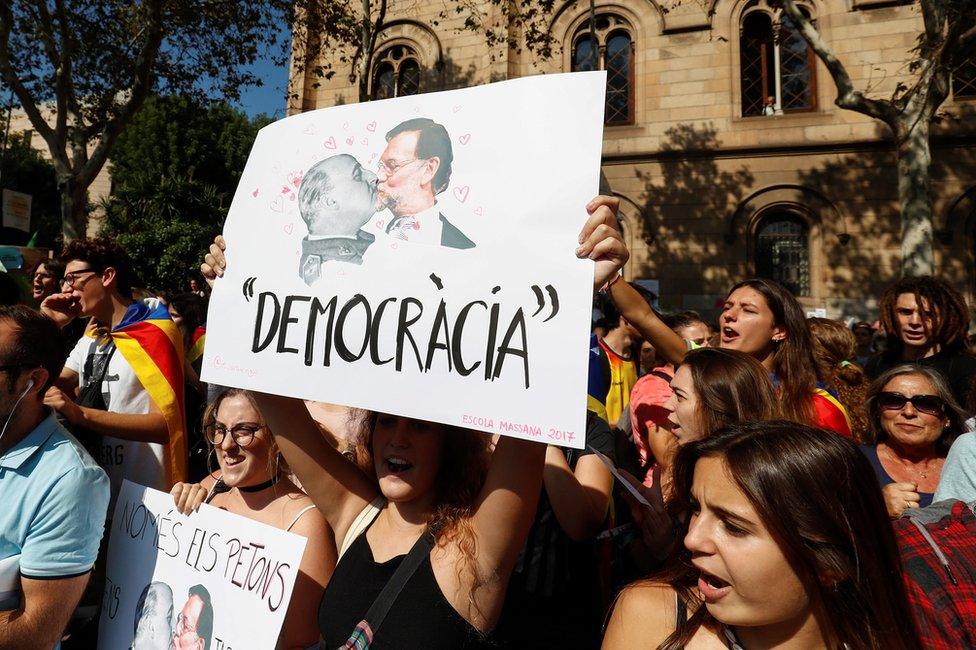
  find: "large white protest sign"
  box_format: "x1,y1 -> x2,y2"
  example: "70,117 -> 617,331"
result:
202,72 -> 606,449
98,480 -> 307,650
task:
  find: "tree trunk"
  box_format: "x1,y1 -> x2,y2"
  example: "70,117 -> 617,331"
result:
895,116 -> 934,277
58,174 -> 87,242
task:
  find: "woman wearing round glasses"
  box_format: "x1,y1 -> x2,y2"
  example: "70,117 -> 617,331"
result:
170,388 -> 336,649
861,365 -> 967,518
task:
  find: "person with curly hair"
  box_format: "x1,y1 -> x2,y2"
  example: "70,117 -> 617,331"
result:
866,275 -> 976,407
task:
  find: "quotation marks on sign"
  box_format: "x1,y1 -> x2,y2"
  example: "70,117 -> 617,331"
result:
242,277 -> 258,302
530,285 -> 560,322
453,186 -> 470,203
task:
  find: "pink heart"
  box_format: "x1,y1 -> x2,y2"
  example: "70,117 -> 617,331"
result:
323,136 -> 337,149
390,242 -> 398,250
346,136 -> 354,146
283,223 -> 294,235
453,185 -> 470,203
342,121 -> 349,130
288,171 -> 303,187
361,137 -> 368,146
337,268 -> 346,277
366,121 -> 377,132
281,185 -> 291,195
214,355 -> 224,367
270,197 -> 284,212
376,219 -> 385,229
452,105 -> 462,113
302,124 -> 316,135
458,133 -> 471,145
474,206 -> 484,216
251,188 -> 259,198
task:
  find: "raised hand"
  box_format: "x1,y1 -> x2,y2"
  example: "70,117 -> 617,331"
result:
617,467 -> 675,560
39,292 -> 81,329
200,235 -> 227,287
577,195 -> 629,291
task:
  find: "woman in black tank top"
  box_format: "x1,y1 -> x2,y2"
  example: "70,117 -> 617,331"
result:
200,199 -> 629,646
252,399 -> 548,648
319,514 -> 491,648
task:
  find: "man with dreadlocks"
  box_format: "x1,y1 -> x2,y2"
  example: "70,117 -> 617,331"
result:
866,276 -> 976,407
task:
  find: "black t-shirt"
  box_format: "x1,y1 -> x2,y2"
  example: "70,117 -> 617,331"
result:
865,349 -> 976,408
494,411 -> 614,648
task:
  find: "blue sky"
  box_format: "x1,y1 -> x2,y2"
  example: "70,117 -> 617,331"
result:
233,24 -> 292,120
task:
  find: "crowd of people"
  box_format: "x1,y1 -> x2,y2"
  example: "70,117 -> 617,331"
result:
2,192 -> 976,649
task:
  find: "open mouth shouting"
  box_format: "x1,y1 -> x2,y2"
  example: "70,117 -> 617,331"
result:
720,326 -> 740,345
697,568 -> 733,603
385,456 -> 414,475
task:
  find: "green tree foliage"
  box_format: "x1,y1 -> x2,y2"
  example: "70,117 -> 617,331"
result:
0,1 -> 355,241
101,96 -> 264,292
0,130 -> 60,247
109,96 -> 259,199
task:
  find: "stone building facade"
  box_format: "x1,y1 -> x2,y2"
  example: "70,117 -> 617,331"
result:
290,0 -> 976,321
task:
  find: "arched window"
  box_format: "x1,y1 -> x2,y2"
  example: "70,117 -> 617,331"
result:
740,3 -> 816,117
755,213 -> 810,295
952,56 -> 976,100
372,45 -> 422,100
572,15 -> 634,125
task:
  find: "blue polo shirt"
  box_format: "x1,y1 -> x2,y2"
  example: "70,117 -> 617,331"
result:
0,410 -> 109,614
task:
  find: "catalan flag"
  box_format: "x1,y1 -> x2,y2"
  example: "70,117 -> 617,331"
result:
187,325 -> 206,369
100,301 -> 187,484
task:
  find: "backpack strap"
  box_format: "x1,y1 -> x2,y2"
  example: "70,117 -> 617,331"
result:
340,531 -> 435,649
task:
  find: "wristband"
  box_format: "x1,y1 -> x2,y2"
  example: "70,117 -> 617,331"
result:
599,272 -> 622,294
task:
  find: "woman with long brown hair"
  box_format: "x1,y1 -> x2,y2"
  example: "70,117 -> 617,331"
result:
581,196 -> 851,436
199,205 -> 629,646
618,347 -> 779,564
603,420 -> 920,649
664,347 -> 779,446
171,388 -> 335,650
808,316 -> 870,441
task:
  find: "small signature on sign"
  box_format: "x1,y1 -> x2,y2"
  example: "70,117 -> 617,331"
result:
212,356 -> 258,378
461,414 -> 576,443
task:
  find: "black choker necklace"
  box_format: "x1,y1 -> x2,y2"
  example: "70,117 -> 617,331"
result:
238,475 -> 280,493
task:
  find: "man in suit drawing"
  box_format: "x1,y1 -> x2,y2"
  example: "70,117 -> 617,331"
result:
377,118 -> 475,249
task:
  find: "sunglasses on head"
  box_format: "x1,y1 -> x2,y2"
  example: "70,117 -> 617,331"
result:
877,391 -> 946,416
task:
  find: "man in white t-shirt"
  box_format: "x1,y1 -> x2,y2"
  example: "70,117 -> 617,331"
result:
41,238 -> 174,505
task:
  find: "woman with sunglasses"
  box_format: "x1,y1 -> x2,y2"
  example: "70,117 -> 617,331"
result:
171,388 -> 336,650
862,365 -> 967,517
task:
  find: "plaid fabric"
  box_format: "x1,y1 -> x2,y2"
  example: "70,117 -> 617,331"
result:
340,621 -> 374,650
894,501 -> 976,649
